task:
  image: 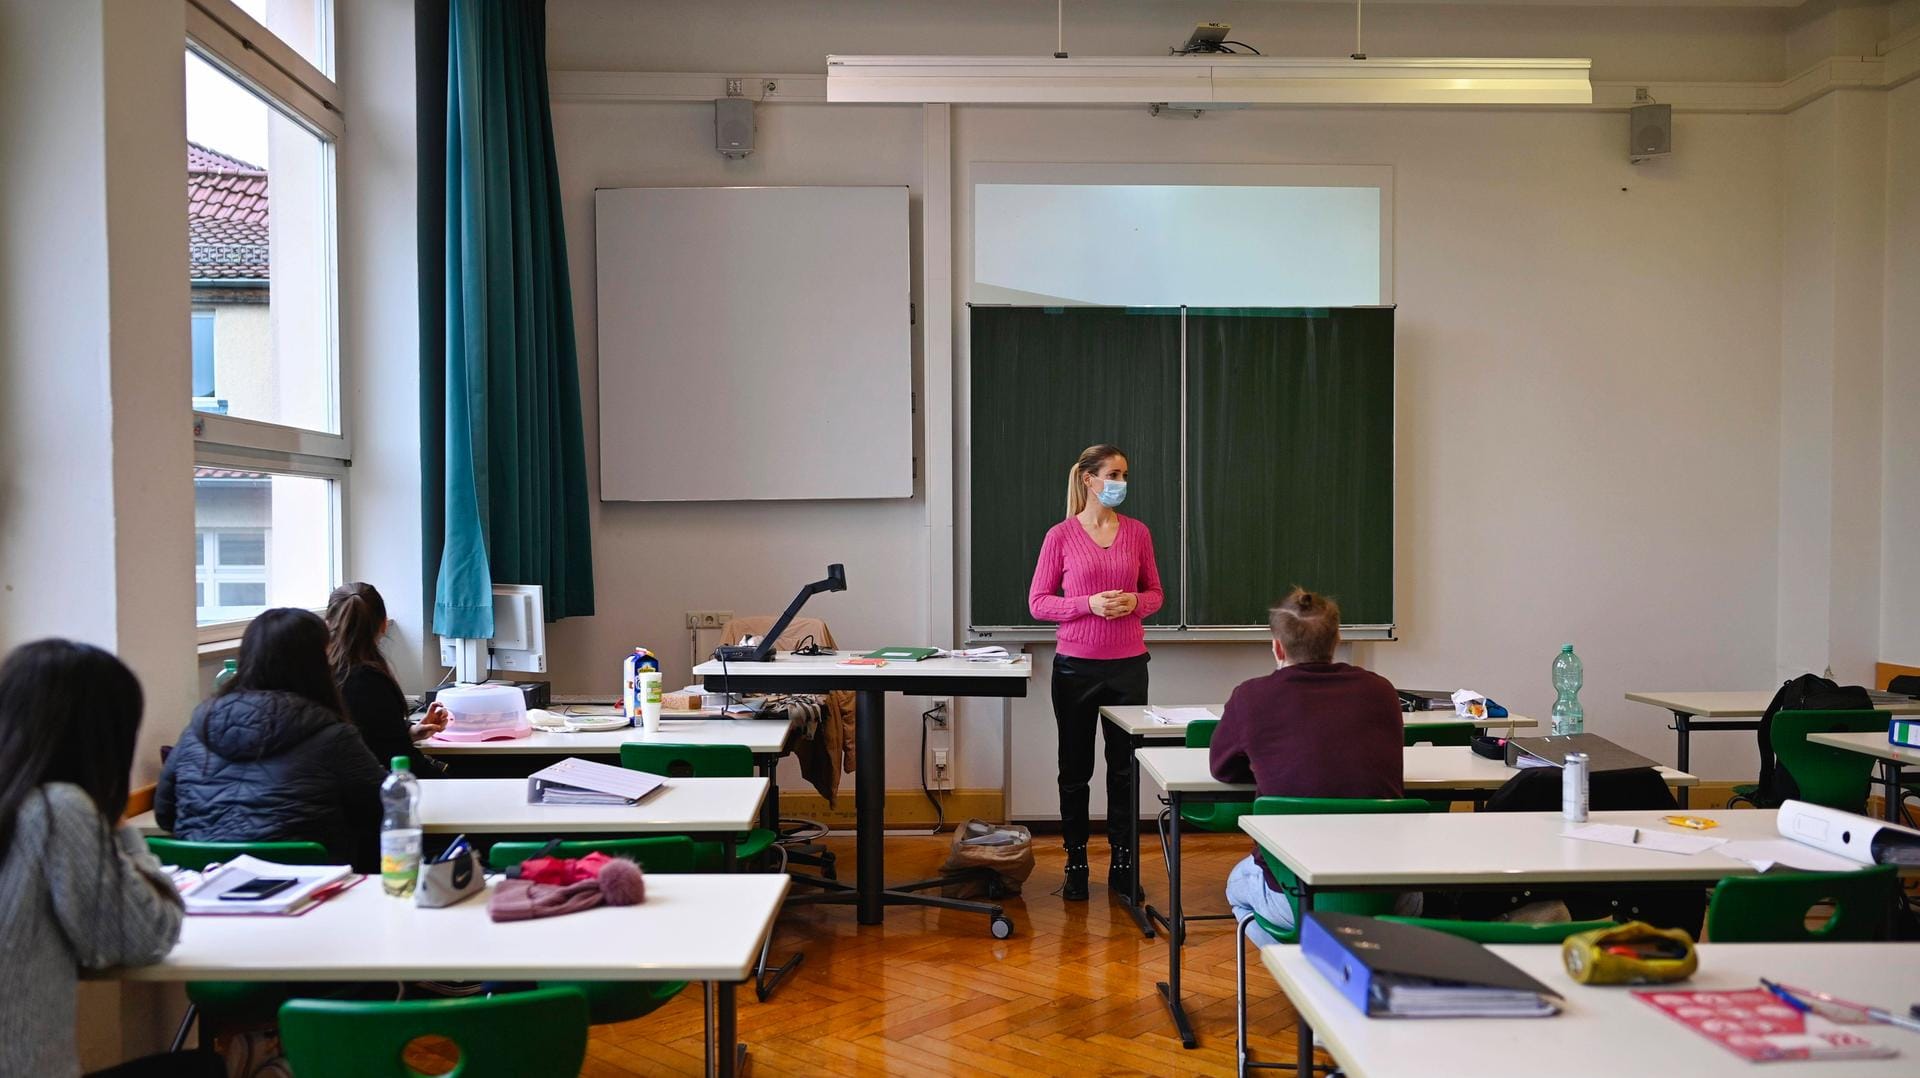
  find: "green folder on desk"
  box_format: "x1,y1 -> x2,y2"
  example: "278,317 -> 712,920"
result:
864,647 -> 937,662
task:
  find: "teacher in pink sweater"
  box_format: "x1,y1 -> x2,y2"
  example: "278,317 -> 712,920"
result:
1028,443 -> 1165,902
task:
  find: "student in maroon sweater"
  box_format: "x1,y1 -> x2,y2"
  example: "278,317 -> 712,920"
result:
1209,588 -> 1415,943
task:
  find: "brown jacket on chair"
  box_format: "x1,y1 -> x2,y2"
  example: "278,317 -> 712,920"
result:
718,615 -> 856,803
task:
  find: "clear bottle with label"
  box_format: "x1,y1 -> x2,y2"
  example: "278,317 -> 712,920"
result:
1550,644 -> 1585,736
379,756 -> 422,897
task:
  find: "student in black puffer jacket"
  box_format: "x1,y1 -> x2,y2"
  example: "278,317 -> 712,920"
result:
156,608 -> 386,873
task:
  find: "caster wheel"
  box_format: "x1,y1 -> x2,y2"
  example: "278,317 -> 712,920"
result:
990,915 -> 1015,939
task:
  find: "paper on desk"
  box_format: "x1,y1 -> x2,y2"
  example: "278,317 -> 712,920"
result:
1563,823 -> 1726,856
1147,707 -> 1218,726
1716,839 -> 1861,874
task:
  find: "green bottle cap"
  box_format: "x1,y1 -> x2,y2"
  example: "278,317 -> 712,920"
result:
1561,644 -> 1574,652
221,659 -> 237,673
391,756 -> 410,771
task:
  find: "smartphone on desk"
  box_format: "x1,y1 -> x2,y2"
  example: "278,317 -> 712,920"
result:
219,877 -> 299,902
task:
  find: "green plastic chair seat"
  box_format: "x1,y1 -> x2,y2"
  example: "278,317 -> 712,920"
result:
1770,710 -> 1890,814
1706,864 -> 1899,943
146,839 -> 335,1026
1179,719 -> 1252,833
1377,915 -> 1617,944
1250,796 -> 1437,944
486,836 -> 696,1025
279,987 -> 589,1078
619,742 -> 778,867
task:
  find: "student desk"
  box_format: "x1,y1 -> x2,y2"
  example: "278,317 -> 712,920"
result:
117,873 -> 787,1078
1136,747 -> 1694,1049
426,716 -> 797,830
1261,941 -> 1920,1078
1805,730 -> 1920,821
1624,690 -> 1920,807
130,777 -> 769,870
693,652 -> 1030,931
1098,706 -> 1541,937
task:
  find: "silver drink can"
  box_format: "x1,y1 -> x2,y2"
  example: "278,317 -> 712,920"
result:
1562,751 -> 1590,822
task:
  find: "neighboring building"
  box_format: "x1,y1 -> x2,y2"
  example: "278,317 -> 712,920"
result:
190,143 -> 271,624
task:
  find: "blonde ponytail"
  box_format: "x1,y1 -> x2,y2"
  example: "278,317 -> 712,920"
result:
1066,444 -> 1125,517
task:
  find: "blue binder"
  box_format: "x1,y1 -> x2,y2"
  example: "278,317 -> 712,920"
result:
1300,912 -> 1560,1018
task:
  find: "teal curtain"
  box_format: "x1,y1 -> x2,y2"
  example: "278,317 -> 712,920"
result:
432,0 -> 593,637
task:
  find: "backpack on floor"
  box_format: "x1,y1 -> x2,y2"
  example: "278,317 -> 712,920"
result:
1753,674 -> 1872,807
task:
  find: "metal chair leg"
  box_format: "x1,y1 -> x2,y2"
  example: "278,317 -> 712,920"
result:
1237,913 -> 1253,1078
168,1003 -> 198,1053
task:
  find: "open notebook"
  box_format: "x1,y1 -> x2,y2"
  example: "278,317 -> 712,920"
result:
181,855 -> 355,916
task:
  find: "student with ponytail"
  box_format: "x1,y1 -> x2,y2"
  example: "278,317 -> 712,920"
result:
326,582 -> 447,776
1027,444 -> 1164,902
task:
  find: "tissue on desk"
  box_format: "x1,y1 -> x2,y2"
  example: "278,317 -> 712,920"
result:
1451,689 -> 1488,721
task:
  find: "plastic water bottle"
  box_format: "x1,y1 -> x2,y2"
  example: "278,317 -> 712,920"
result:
213,659 -> 238,693
1551,644 -> 1585,736
379,756 -> 422,897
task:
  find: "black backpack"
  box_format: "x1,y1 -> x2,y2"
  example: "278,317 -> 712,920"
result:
1753,673 -> 1872,806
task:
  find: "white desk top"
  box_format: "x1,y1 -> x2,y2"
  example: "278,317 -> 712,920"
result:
1807,729 -> 1920,766
1099,705 -> 1538,739
1263,941 -> 1920,1078
425,716 -> 796,757
1625,690 -> 1920,718
1136,745 -> 1697,796
117,874 -> 788,983
130,777 -> 768,837
692,652 -> 1031,681
1240,808 -> 1778,888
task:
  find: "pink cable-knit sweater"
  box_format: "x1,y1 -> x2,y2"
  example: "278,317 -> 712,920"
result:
1027,515 -> 1165,660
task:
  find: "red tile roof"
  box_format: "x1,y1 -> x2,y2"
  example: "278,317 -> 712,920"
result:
188,142 -> 269,281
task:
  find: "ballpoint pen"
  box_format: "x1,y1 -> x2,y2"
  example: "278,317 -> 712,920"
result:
1776,981 -> 1920,1034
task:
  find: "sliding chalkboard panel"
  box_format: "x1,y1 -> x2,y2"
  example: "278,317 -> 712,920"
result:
1186,308 -> 1394,626
969,307 -> 1182,629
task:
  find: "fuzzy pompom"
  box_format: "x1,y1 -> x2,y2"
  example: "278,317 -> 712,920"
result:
596,857 -> 646,905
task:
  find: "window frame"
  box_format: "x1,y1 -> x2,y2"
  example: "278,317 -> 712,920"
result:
187,0 -> 348,646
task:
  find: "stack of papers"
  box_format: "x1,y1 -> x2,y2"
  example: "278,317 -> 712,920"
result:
936,646 -> 1017,664
182,856 -> 354,916
1146,707 -> 1218,726
527,758 -> 665,805
1563,823 -> 1725,856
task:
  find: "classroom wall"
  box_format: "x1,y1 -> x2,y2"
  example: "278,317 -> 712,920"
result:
543,0 -> 1810,791
1883,76 -> 1920,667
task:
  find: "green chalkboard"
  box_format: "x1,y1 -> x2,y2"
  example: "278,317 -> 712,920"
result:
1186,308 -> 1394,626
968,305 -> 1393,631
969,307 -> 1182,629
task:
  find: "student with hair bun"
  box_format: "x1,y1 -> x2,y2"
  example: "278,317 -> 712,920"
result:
1209,587 -> 1412,943
325,582 -> 446,776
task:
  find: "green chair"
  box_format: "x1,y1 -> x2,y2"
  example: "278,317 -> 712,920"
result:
1378,915 -> 1617,944
1174,719 -> 1252,832
1235,796 -> 1436,1075
279,986 -> 588,1078
618,743 -> 802,1001
1706,864 -> 1899,943
146,838 -> 335,1049
486,836 -> 696,1024
1728,709 -> 1888,811
1403,721 -> 1474,747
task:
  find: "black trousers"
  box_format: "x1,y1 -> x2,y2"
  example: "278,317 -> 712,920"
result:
89,1051 -> 224,1078
1051,653 -> 1149,850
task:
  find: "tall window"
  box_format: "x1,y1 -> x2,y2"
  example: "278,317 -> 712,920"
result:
186,0 -> 343,633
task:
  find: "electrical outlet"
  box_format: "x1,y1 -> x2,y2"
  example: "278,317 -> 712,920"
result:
923,699 -> 956,790
683,610 -> 734,630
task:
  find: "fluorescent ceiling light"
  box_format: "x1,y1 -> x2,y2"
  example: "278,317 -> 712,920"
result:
826,55 -> 1592,106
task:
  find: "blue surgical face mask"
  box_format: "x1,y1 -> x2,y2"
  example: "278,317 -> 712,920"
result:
1095,479 -> 1127,508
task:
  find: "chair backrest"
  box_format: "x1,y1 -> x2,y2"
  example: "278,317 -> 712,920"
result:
1183,719 -> 1219,748
620,742 -> 754,778
145,838 -> 332,870
486,835 -> 699,874
1377,915 -> 1617,944
1250,796 -> 1436,940
1706,863 -> 1899,943
718,615 -> 833,652
279,986 -> 589,1078
1403,721 -> 1474,748
1770,710 -> 1890,814
1887,674 -> 1920,698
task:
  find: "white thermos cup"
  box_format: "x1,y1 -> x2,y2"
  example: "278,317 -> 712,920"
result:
638,671 -> 663,732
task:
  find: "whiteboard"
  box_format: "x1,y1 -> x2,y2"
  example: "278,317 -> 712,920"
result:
594,186 -> 913,501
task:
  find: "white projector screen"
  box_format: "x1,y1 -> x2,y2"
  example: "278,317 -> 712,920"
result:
595,186 -> 913,501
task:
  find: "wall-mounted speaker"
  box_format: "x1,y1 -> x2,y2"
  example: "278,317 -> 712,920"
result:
1630,103 -> 1671,163
715,97 -> 754,160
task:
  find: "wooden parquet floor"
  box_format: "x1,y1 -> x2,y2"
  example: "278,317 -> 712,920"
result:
576,830 -> 1316,1077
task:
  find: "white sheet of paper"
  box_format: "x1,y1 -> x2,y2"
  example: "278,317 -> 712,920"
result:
1562,823 -> 1726,856
1147,707 -> 1219,726
1716,838 -> 1862,874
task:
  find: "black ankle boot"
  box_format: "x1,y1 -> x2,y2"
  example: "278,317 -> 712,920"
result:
1108,845 -> 1142,902
1062,843 -> 1090,901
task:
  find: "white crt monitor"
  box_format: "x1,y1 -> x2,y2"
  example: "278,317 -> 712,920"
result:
437,583 -> 547,674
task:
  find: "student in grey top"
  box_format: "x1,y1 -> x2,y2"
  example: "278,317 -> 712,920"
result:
0,640 -> 219,1078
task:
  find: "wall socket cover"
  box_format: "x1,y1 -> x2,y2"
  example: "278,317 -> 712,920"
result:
683,610 -> 734,629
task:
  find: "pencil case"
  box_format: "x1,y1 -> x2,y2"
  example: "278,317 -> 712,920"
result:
1561,921 -> 1697,985
416,847 -> 485,909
